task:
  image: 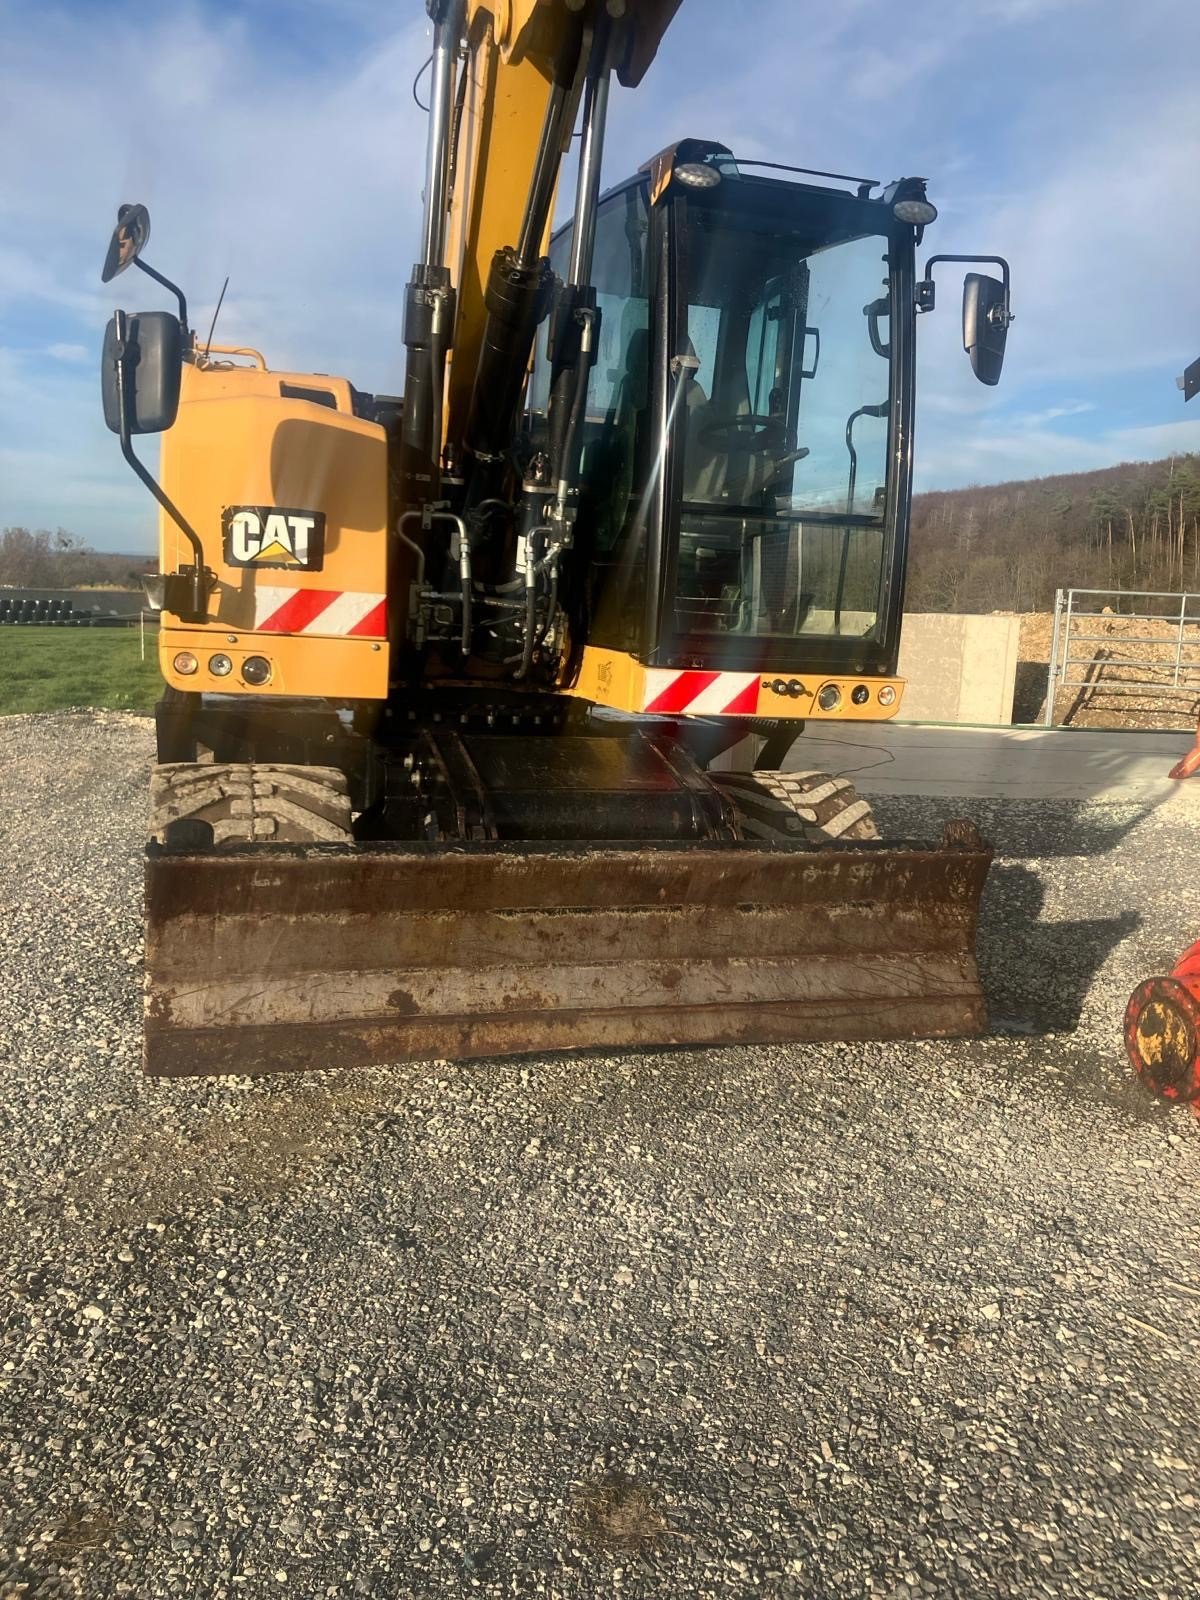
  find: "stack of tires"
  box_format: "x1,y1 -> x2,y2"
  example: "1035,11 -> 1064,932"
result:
0,596 -> 94,626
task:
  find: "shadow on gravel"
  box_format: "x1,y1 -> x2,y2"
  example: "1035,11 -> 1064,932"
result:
975,798 -> 1163,861
874,793 -> 1178,862
979,862 -> 1140,1033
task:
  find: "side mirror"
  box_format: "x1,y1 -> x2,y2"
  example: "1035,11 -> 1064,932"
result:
102,310 -> 182,434
101,203 -> 151,283
963,272 -> 1009,386
100,304 -> 206,618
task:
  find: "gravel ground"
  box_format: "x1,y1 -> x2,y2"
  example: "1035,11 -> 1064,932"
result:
2,711 -> 1200,1600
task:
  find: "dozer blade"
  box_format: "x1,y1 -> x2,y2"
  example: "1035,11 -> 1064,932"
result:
143,827 -> 992,1077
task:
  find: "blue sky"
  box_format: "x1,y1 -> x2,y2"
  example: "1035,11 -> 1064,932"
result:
2,0 -> 1199,551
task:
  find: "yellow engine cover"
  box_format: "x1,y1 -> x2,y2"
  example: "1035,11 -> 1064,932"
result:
158,354 -> 390,699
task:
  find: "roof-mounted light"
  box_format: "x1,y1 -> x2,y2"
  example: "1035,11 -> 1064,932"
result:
893,198 -> 938,226
641,140 -> 733,205
674,162 -> 722,189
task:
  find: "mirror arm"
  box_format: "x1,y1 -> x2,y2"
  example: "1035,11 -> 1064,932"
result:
133,258 -> 189,333
112,311 -> 208,620
917,254 -> 1012,322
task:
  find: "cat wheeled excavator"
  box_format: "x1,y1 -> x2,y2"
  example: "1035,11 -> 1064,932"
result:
100,0 -> 1013,1077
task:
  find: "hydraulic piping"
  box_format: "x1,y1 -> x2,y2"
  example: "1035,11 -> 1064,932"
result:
400,0 -> 463,505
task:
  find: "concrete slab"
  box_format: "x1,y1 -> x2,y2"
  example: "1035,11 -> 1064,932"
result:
896,612 -> 1021,724
785,723 -> 1200,805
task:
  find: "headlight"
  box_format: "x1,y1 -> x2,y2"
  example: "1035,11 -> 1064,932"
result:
878,684 -> 897,707
893,198 -> 938,226
674,162 -> 721,189
851,685 -> 870,705
817,684 -> 842,712
172,651 -> 198,675
208,653 -> 233,677
241,655 -> 271,686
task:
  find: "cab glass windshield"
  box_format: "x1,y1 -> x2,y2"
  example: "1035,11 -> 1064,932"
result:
672,181 -> 896,647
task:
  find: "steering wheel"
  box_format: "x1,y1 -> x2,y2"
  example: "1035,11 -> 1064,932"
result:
699,412 -> 788,454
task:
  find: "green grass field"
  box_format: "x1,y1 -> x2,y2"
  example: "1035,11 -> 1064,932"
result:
0,627 -> 162,714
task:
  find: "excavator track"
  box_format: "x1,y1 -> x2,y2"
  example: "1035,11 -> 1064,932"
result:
150,763 -> 353,847
710,769 -> 880,844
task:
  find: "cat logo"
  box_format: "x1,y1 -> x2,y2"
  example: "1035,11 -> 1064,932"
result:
222,506 -> 326,571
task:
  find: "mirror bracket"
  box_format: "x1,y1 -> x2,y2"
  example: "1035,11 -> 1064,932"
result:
101,204 -> 191,341
917,253 -> 1013,325
134,257 -> 190,337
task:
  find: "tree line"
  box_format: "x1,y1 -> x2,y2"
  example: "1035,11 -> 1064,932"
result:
0,527 -> 150,590
7,449 -> 1200,613
906,452 -> 1200,614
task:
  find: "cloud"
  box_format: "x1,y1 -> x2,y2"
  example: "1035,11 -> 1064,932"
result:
915,416 -> 1200,491
2,2 -> 430,374
2,0 -> 1199,549
1015,401 -> 1098,427
0,343 -> 151,544
978,0 -> 1087,16
1,0 -> 432,547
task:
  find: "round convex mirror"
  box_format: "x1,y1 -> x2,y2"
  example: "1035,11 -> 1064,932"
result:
101,203 -> 151,283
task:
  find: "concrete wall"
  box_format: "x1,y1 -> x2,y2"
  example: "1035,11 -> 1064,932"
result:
896,612 -> 1020,725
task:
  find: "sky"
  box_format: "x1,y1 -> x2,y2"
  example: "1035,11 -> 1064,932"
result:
2,0 -> 1198,552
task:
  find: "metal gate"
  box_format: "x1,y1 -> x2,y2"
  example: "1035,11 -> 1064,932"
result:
1044,587 -> 1200,727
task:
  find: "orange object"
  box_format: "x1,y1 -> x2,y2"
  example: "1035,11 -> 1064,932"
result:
1124,939 -> 1200,1116
1169,730 -> 1200,779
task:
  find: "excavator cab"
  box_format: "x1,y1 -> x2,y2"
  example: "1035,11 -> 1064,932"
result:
528,152 -> 912,699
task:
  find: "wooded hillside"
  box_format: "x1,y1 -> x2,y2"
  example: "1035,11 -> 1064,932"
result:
7,449 -> 1200,612
908,453 -> 1200,613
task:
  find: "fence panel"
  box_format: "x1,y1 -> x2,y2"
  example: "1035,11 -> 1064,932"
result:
1044,587 -> 1200,727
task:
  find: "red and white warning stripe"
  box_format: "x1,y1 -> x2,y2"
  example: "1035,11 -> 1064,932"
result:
642,668 -> 760,717
253,586 -> 386,638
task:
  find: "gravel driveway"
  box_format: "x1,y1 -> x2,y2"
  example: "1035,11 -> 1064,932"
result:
2,712 -> 1199,1599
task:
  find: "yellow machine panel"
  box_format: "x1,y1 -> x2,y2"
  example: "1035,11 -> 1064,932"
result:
157,350 -> 390,698
570,646 -> 905,720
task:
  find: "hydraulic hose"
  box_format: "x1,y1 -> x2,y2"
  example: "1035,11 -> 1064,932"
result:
458,520 -> 472,654
514,526 -> 548,679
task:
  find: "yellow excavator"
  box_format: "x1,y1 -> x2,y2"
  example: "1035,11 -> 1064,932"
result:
101,0 -> 1013,1077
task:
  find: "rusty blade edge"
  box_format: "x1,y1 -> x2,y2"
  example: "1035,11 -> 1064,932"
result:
150,952 -> 983,1030
144,993 -> 988,1078
145,843 -> 993,920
